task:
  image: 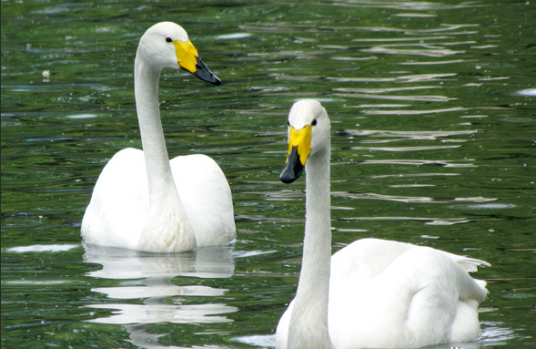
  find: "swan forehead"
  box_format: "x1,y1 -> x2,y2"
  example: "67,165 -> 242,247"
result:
146,21 -> 189,42
288,99 -> 324,129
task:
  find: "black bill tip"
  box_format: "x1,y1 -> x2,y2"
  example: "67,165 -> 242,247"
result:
192,57 -> 221,85
280,146 -> 304,184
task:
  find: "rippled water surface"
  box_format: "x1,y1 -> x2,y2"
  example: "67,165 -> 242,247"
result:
2,0 -> 535,348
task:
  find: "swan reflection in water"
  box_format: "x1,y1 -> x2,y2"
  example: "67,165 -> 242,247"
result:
83,243 -> 236,348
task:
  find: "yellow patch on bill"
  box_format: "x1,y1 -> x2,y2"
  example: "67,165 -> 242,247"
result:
173,40 -> 199,73
287,125 -> 312,165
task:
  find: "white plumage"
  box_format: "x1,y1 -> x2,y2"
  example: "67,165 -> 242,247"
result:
276,99 -> 489,349
81,22 -> 235,252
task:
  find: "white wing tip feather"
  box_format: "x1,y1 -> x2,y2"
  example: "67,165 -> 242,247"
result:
445,251 -> 491,272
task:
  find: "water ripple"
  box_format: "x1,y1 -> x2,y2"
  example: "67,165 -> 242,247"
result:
338,215 -> 470,226
336,86 -> 441,94
334,92 -> 456,102
332,191 -> 496,204
327,73 -> 457,83
400,59 -> 475,65
353,36 -> 450,42
215,33 -> 252,40
361,44 -> 465,57
86,303 -> 236,325
360,159 -> 476,167
331,2 -> 485,11
330,24 -> 479,35
7,244 -> 79,253
349,145 -> 461,152
342,129 -> 476,140
513,88 -> 536,97
82,244 -> 237,327
360,107 -> 466,115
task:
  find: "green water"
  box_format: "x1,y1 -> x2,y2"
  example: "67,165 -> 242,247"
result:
2,0 -> 535,348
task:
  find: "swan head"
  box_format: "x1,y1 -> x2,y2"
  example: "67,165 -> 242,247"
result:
280,99 -> 330,183
137,22 -> 221,85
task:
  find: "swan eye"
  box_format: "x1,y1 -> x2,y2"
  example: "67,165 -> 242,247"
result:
165,37 -> 173,43
287,120 -> 290,126
312,119 -> 317,126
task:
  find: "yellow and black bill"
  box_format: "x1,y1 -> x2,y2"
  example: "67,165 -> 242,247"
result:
279,125 -> 312,184
280,145 -> 304,184
191,57 -> 221,86
174,40 -> 221,86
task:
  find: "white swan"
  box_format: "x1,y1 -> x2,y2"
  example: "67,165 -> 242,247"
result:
276,99 -> 489,349
81,22 -> 236,253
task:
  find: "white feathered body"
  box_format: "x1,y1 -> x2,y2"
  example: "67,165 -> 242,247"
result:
276,99 -> 488,349
81,148 -> 235,251
276,238 -> 488,349
80,22 -> 235,252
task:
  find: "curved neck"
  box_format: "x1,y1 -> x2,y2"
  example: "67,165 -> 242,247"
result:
134,55 -> 177,205
131,47 -> 197,252
288,145 -> 333,349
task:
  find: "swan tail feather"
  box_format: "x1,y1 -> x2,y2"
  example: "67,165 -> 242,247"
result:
444,252 -> 491,272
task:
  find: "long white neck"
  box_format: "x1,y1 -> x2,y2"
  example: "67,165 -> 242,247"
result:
288,145 -> 333,349
133,52 -> 196,252
134,55 -> 176,203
